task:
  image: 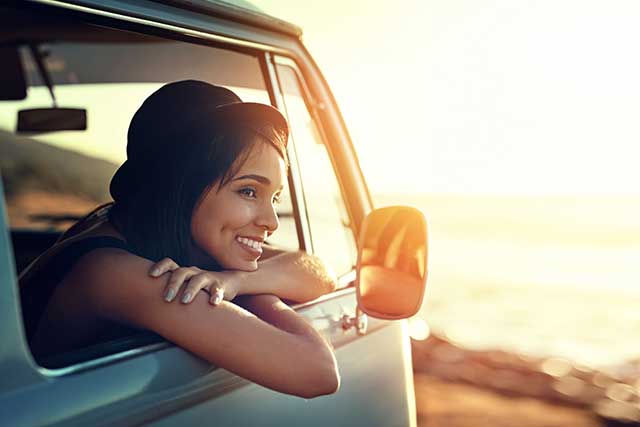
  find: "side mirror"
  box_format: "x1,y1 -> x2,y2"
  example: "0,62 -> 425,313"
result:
17,108 -> 87,133
355,206 -> 428,319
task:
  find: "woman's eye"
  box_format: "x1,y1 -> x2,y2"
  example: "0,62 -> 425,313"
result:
272,193 -> 282,205
238,188 -> 257,198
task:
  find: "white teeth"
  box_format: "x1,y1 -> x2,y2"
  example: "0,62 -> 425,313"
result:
237,236 -> 262,251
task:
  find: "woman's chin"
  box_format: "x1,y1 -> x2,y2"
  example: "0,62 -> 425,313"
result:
222,259 -> 258,272
240,262 -> 259,272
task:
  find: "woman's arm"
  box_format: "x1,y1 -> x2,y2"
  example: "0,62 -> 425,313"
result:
236,249 -> 337,303
68,248 -> 340,398
153,248 -> 338,305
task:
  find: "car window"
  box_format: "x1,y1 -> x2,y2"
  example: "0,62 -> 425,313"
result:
0,20 -> 300,259
276,64 -> 357,276
0,11 -> 300,364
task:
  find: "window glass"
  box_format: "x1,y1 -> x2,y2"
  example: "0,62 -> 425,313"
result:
276,64 -> 357,275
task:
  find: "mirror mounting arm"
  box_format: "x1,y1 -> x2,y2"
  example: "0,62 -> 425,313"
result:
28,44 -> 57,108
340,307 -> 367,335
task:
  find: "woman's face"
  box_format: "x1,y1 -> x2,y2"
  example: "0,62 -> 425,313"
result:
191,141 -> 286,271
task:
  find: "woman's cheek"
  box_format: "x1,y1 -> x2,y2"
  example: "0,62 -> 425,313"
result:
231,200 -> 258,225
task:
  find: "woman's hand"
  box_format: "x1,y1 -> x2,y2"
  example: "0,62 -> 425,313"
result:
149,258 -> 240,306
148,249 -> 337,306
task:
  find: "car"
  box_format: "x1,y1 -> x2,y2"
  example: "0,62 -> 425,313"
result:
0,1 -> 428,426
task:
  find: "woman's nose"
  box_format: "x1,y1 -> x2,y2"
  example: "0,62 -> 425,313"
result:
256,201 -> 279,233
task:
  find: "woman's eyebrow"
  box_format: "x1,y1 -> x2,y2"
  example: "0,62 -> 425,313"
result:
233,174 -> 285,191
232,174 -> 271,185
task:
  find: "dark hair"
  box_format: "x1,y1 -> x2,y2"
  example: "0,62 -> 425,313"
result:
108,123 -> 288,270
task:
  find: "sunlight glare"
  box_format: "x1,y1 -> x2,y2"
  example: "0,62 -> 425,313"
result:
408,316 -> 430,341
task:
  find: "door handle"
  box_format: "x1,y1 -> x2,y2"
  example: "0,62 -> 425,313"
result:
340,307 -> 367,335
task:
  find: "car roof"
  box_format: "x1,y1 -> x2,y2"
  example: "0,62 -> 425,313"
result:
154,0 -> 303,38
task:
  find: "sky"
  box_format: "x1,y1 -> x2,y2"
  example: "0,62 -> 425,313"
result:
251,1 -> 640,367
252,0 -> 640,195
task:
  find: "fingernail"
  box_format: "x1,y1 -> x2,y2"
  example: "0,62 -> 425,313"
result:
214,295 -> 222,305
165,289 -> 176,302
181,292 -> 192,304
150,268 -> 160,277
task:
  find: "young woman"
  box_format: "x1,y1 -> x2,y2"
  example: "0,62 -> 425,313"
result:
19,80 -> 340,398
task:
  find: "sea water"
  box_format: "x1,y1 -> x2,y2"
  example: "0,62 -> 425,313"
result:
375,193 -> 640,369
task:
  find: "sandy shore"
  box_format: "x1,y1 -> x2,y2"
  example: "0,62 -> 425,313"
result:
411,334 -> 640,426
414,373 -> 602,427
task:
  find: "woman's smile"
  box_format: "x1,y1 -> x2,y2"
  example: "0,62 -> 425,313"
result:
235,235 -> 264,257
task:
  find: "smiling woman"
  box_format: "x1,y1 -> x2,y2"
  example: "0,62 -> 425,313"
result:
104,80 -> 289,270
18,79 -> 340,398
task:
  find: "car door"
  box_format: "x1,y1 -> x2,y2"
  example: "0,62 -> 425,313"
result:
0,1 -> 416,426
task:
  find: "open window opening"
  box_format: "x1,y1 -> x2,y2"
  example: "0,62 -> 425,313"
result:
0,4 -> 300,369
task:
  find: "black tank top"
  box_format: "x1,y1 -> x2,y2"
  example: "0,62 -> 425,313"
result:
20,236 -> 143,362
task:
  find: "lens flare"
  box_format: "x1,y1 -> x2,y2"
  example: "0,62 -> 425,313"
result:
408,316 -> 430,341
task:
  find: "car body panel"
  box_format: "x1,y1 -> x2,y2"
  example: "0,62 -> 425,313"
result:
0,271 -> 415,426
0,1 -> 417,426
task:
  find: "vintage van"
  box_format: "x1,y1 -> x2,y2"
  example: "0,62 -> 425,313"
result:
0,1 -> 428,426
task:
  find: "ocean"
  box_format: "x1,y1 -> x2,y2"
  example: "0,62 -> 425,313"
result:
374,193 -> 640,369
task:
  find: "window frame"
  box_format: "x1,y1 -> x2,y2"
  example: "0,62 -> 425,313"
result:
272,57 -> 359,281
260,52 -> 313,252
2,0 -> 316,377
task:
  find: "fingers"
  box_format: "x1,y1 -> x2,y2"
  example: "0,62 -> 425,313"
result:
181,273 -> 216,304
180,274 -> 225,306
210,287 -> 225,306
157,265 -> 225,308
149,257 -> 179,277
164,267 -> 198,302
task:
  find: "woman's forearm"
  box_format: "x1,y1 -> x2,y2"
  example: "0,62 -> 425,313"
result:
233,251 -> 337,303
234,294 -> 323,336
233,294 -> 340,396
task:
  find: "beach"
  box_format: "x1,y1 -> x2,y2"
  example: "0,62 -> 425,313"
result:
414,373 -> 601,427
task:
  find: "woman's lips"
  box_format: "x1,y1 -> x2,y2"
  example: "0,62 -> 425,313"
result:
236,236 -> 263,257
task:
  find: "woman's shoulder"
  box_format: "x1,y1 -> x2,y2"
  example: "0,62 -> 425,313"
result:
20,234 -> 131,284
18,231 -> 137,345
57,235 -> 130,257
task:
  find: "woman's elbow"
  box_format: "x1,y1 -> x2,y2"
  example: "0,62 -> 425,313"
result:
324,275 -> 338,294
300,254 -> 338,299
292,340 -> 340,398
307,276 -> 337,301
318,366 -> 341,397
298,358 -> 341,399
